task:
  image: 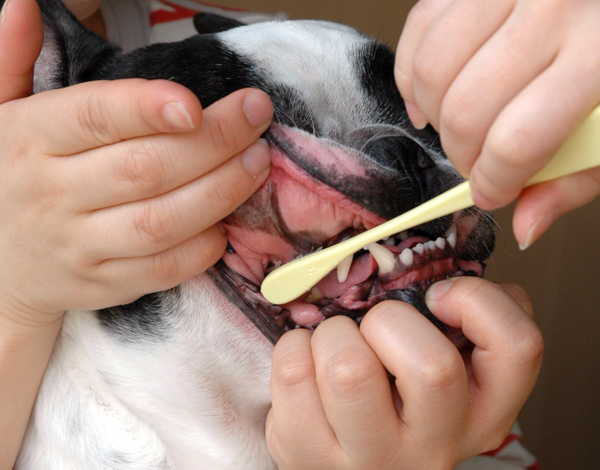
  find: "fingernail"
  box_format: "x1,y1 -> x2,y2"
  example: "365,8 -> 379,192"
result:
162,101 -> 195,131
218,223 -> 227,235
242,138 -> 271,177
1,0 -> 12,25
519,207 -> 560,251
425,279 -> 455,302
243,90 -> 273,128
404,100 -> 428,130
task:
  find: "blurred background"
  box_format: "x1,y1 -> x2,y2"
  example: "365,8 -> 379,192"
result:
210,0 -> 600,467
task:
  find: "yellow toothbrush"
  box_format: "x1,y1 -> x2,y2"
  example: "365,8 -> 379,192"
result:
261,105 -> 600,305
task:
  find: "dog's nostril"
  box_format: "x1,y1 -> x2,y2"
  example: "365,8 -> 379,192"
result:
417,151 -> 435,170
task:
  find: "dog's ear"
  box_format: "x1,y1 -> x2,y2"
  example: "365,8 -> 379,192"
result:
32,0 -> 121,92
192,12 -> 244,34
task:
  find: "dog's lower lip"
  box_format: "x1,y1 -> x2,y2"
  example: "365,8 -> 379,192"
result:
211,222 -> 484,347
213,126 -> 487,346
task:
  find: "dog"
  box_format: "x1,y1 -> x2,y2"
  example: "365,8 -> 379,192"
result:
13,0 -> 495,468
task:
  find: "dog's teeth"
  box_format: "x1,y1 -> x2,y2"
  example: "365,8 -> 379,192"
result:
337,255 -> 353,283
435,237 -> 446,249
444,222 -> 457,239
413,243 -> 425,255
399,248 -> 414,266
383,237 -> 396,246
382,236 -> 390,241
427,241 -> 436,251
367,243 -> 395,273
398,231 -> 409,240
447,232 -> 457,249
305,286 -> 324,303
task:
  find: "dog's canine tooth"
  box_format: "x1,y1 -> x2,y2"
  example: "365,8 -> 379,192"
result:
367,243 -> 395,273
435,237 -> 446,249
444,222 -> 457,240
447,232 -> 457,249
413,243 -> 425,255
337,254 -> 353,283
399,248 -> 414,266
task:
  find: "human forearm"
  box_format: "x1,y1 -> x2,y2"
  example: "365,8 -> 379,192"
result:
0,308 -> 63,470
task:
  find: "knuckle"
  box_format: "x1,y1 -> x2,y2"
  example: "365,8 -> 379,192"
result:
416,348 -> 463,392
440,97 -> 477,141
274,354 -> 316,389
326,353 -> 379,394
206,172 -> 242,210
405,0 -> 436,34
151,248 -> 181,283
120,141 -> 169,195
133,201 -> 173,247
485,124 -> 541,171
412,45 -> 444,91
205,110 -> 240,156
77,92 -> 116,145
513,323 -> 545,369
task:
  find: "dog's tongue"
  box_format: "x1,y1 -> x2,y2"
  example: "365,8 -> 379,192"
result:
316,254 -> 377,298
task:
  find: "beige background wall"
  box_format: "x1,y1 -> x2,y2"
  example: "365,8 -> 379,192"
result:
217,1 -> 600,467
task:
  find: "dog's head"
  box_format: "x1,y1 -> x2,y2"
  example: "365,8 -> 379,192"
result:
35,1 -> 494,347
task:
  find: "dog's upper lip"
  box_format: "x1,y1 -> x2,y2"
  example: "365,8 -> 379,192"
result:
214,124 -> 487,346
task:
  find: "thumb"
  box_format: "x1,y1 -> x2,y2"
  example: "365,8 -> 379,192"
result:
0,0 -> 44,103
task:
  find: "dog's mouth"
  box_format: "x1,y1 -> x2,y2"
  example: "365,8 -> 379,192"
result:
210,124 -> 486,346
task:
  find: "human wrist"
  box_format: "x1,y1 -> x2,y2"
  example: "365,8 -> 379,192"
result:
0,296 -> 65,334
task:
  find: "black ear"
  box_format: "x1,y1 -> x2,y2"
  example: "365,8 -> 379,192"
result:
28,0 -> 121,92
192,12 -> 245,34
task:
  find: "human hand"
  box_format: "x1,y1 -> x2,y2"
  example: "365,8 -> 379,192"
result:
0,0 -> 273,326
266,277 -> 543,470
395,0 -> 600,249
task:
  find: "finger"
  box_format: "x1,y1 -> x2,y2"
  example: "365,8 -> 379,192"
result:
496,283 -> 534,318
410,0 -> 514,133
0,0 -> 43,102
61,88 -> 273,209
267,329 -> 339,470
17,79 -> 203,155
82,139 -> 271,259
360,301 -> 469,451
310,316 -> 400,463
469,50 -> 600,210
395,0 -> 452,128
437,1 -> 558,177
512,167 -> 600,249
90,223 -> 227,306
425,277 -> 544,451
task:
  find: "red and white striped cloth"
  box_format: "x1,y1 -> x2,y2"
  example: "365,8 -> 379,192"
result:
147,0 -> 287,45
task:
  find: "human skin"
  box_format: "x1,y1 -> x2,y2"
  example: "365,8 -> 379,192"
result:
395,0 -> 600,249
267,278 -> 543,470
0,1 -> 273,468
1,1 -> 545,469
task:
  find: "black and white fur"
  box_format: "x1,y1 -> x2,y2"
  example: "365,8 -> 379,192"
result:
11,1 -> 495,468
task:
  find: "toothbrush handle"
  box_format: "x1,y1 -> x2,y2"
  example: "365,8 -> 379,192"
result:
260,105 -> 600,305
